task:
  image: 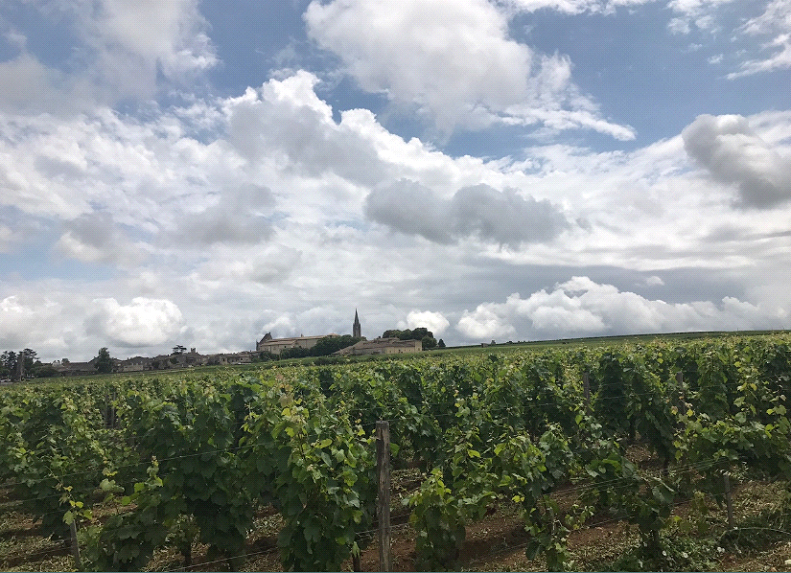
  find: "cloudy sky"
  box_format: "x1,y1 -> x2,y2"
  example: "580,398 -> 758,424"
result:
1,0 -> 790,361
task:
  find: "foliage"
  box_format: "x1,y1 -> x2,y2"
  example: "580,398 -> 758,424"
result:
280,346 -> 312,359
32,364 -> 60,377
2,332 -> 791,571
0,390 -> 126,539
310,334 -> 363,356
240,384 -> 377,571
608,533 -> 720,572
0,348 -> 47,379
95,347 -> 114,374
0,350 -> 16,376
382,327 -> 438,350
409,469 -> 470,570
87,462 -> 174,571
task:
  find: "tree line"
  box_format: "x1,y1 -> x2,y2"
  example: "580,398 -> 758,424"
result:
0,349 -> 58,379
0,347 -> 114,381
2,328 -> 448,381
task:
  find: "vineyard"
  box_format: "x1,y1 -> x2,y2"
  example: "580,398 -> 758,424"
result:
3,333 -> 791,571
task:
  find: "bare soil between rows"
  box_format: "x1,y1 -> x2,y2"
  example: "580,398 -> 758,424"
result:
3,468 -> 791,572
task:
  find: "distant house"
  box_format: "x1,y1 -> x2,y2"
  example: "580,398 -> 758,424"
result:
55,359 -> 100,376
118,356 -> 152,372
145,351 -> 212,369
182,350 -> 209,367
210,351 -> 253,365
256,333 -> 338,356
335,337 -> 422,356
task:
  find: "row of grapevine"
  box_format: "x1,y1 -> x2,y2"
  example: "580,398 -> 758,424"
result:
1,333 -> 791,570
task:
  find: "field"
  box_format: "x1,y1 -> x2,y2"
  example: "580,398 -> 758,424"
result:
3,331 -> 791,571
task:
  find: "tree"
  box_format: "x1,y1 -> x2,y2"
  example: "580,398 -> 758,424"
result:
22,349 -> 37,372
257,352 -> 275,362
381,327 -> 437,350
33,365 -> 60,378
0,351 -> 13,377
19,349 -> 45,378
280,347 -> 311,359
95,347 -> 114,374
437,339 -> 446,349
1,350 -> 17,373
421,335 -> 437,350
410,327 -> 430,340
310,335 -> 362,357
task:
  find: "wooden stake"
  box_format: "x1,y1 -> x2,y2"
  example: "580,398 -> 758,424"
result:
723,472 -> 734,529
70,520 -> 81,571
376,420 -> 392,572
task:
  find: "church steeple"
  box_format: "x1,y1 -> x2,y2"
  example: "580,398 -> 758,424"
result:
353,309 -> 361,338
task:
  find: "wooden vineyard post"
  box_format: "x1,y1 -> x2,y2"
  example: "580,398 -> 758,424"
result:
70,520 -> 82,570
376,420 -> 392,572
12,351 -> 24,383
583,372 -> 591,413
723,472 -> 734,529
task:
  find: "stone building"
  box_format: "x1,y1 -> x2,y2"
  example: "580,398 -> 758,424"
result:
353,309 -> 361,338
256,333 -> 337,356
209,352 -> 253,365
118,357 -> 150,372
256,311 -> 365,356
335,337 -> 422,356
54,359 -> 100,376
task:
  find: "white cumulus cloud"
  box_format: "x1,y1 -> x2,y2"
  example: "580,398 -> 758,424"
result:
54,212 -> 146,265
71,0 -> 217,100
193,245 -> 303,285
682,114 -> 791,209
86,297 -> 184,347
0,294 -> 64,350
365,180 -> 570,246
304,0 -> 634,139
456,276 -> 788,340
0,0 -> 217,114
458,304 -> 518,340
405,310 -> 450,336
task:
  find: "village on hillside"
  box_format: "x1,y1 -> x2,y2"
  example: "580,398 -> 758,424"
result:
2,311 -> 440,381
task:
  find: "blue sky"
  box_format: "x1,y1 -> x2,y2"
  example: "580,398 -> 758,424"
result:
0,0 -> 790,361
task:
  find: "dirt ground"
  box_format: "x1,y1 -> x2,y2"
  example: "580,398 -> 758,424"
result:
3,473 -> 791,572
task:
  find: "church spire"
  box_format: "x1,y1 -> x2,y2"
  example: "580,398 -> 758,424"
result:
353,309 -> 361,338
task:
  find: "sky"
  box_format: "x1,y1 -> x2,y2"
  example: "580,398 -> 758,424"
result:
1,0 -> 790,362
